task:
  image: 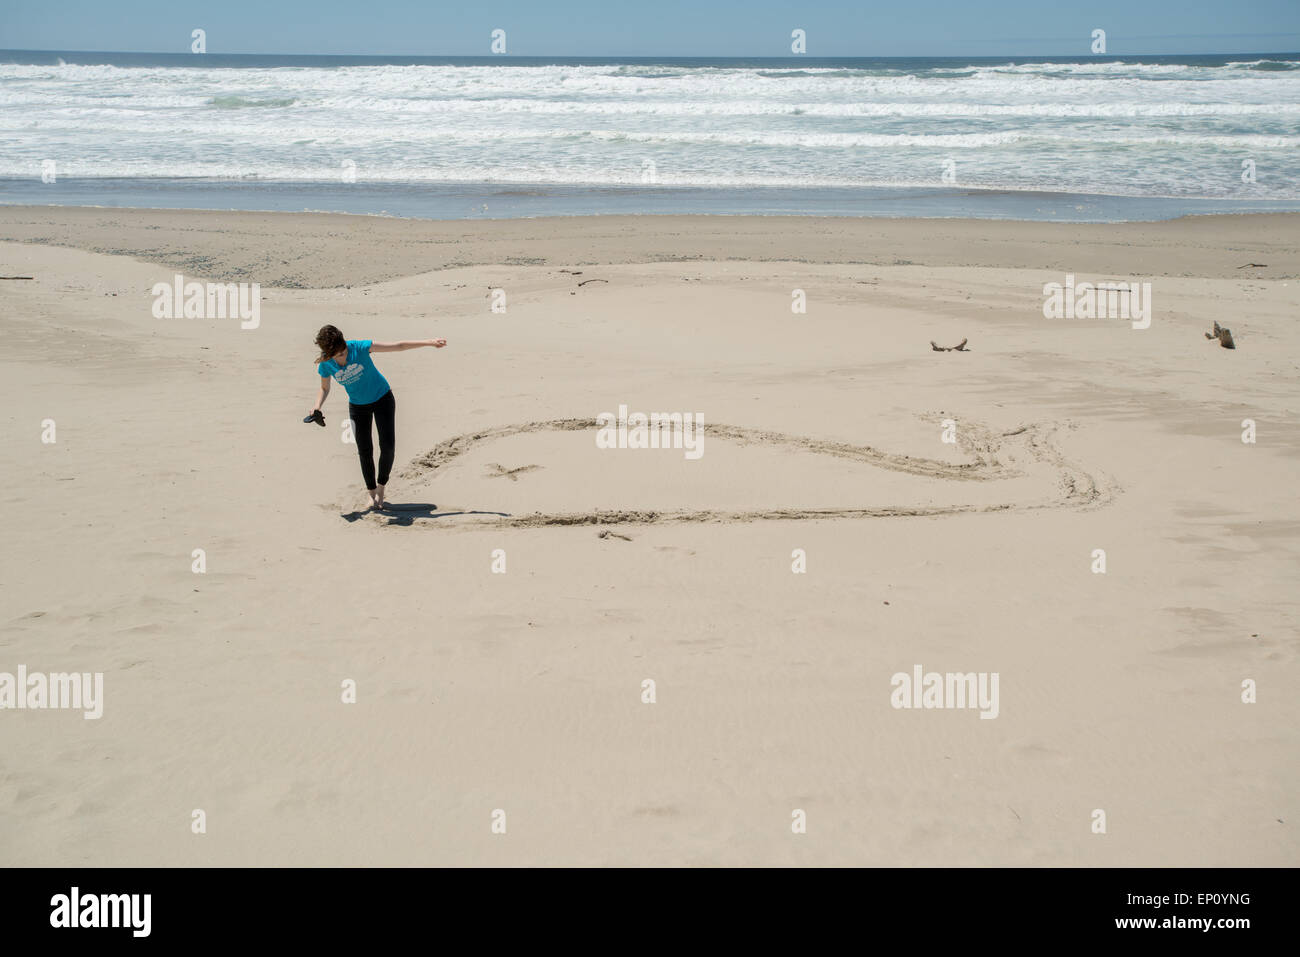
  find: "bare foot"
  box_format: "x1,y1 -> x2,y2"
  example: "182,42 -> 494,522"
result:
366,489 -> 381,510
376,485 -> 387,509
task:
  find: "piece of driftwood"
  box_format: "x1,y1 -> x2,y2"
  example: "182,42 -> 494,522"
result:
577,278 -> 608,287
1236,263 -> 1268,269
1205,321 -> 1236,349
0,276 -> 35,280
930,338 -> 969,352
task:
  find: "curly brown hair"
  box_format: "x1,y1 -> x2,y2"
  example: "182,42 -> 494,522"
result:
314,324 -> 347,362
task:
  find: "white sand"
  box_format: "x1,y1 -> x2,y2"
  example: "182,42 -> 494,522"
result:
0,208 -> 1296,865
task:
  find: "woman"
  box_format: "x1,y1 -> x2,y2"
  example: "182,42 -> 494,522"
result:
308,324 -> 447,510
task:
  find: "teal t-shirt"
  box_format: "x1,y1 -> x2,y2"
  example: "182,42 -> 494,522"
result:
317,339 -> 391,405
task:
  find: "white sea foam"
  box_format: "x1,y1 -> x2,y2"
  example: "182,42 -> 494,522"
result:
3,60 -> 1297,198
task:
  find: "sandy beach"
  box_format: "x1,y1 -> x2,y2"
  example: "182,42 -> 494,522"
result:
0,206 -> 1296,866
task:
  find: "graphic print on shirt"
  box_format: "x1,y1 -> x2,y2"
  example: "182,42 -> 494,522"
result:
333,363 -> 365,387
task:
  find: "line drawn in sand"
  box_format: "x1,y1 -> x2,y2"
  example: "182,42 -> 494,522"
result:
354,417 -> 1116,528
485,463 -> 544,481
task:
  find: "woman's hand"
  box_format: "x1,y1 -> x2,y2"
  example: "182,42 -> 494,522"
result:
372,339 -> 447,353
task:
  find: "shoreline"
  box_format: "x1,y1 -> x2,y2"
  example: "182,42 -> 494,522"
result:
9,200 -> 1300,220
4,180 -> 1297,226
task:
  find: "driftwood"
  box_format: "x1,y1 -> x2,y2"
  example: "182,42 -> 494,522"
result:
1236,263 -> 1268,269
930,338 -> 969,352
577,278 -> 608,287
1205,321 -> 1236,349
0,276 -> 34,280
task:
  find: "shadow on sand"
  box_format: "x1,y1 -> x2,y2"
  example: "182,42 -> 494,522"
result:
340,502 -> 513,526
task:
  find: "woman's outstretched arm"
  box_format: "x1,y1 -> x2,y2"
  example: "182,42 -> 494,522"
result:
370,339 -> 447,353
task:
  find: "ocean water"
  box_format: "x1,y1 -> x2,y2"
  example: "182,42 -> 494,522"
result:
2,51 -> 1298,221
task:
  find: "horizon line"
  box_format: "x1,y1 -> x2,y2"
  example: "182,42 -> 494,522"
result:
3,47 -> 1299,60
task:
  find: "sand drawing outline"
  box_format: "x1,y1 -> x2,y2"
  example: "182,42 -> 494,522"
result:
354,415 -> 1116,529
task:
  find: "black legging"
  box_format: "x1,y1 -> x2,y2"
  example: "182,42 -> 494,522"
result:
349,389 -> 395,490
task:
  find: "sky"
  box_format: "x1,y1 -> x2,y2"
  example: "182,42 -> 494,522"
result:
1,0 -> 1298,57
